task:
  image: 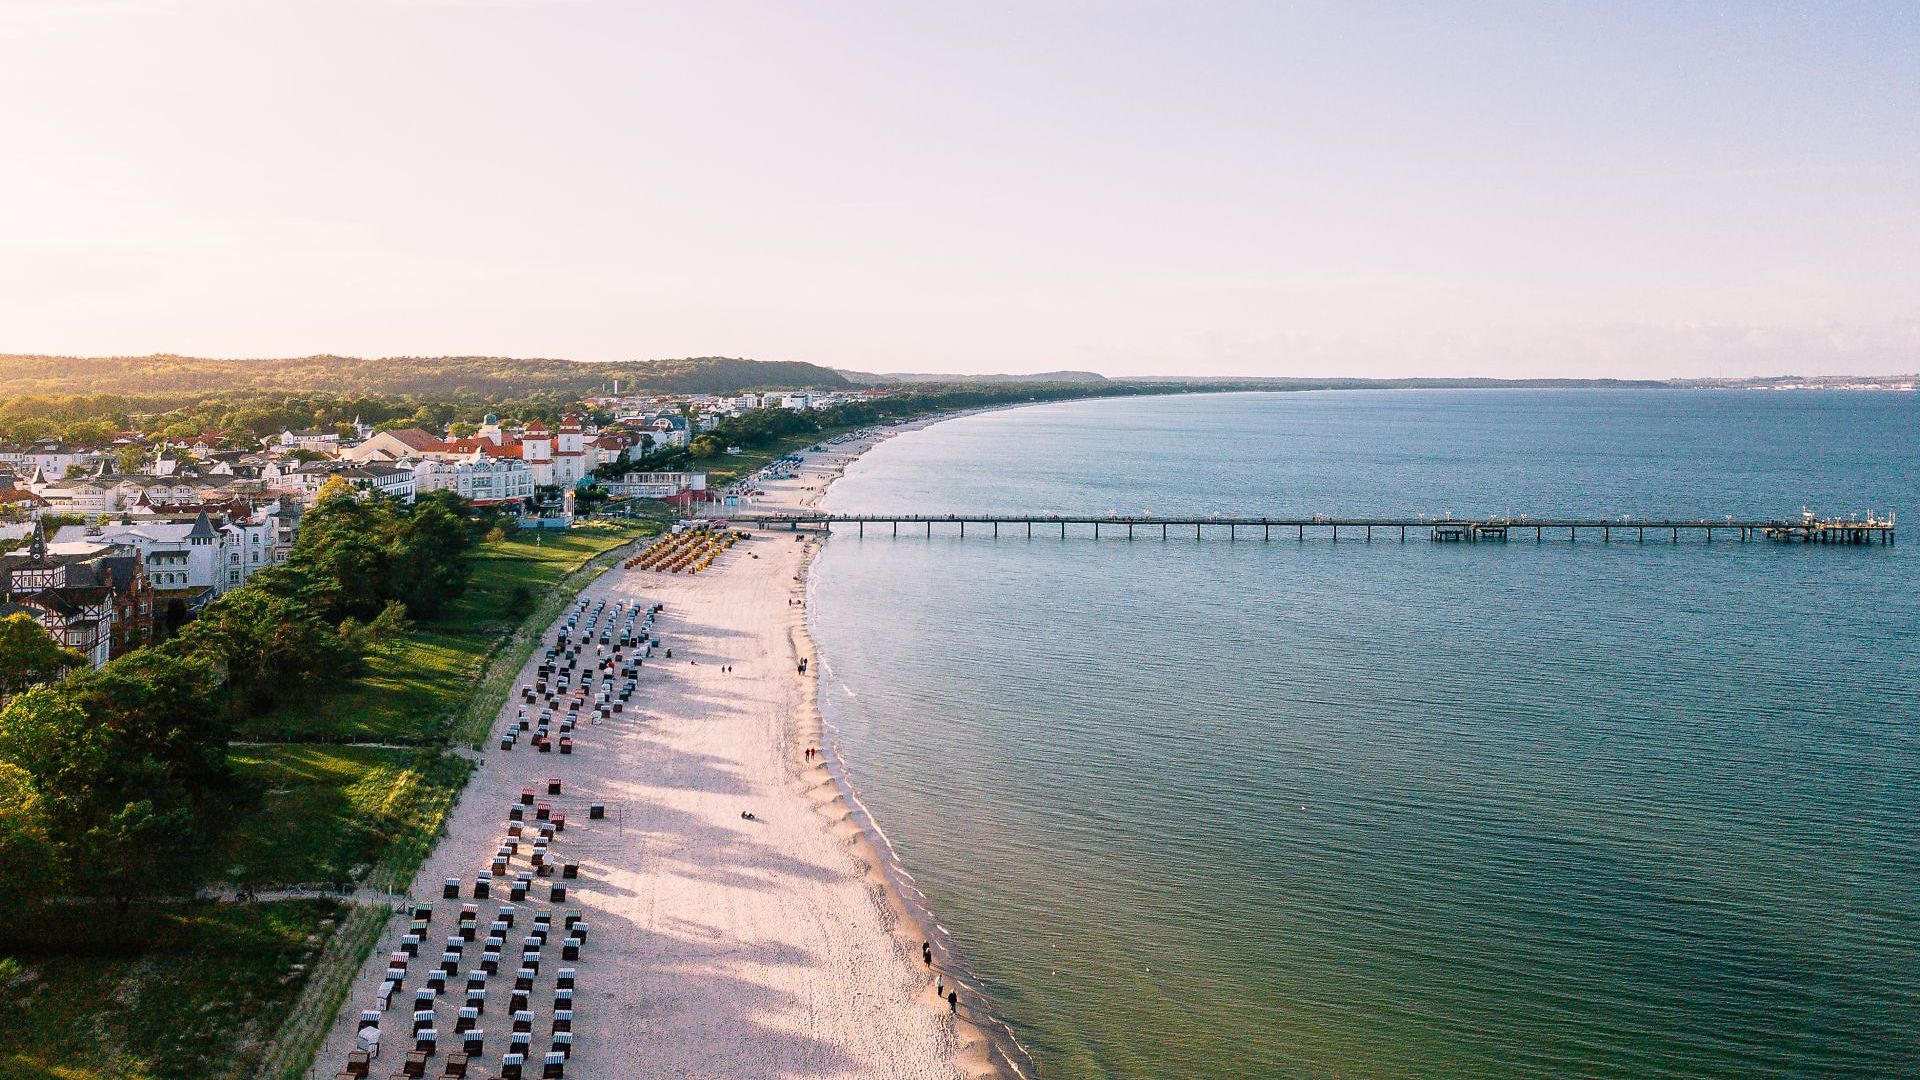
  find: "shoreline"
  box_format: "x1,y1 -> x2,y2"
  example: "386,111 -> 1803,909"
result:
310,405 -> 1026,1080
766,409 -> 1036,1079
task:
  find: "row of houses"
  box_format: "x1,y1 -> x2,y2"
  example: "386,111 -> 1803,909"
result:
582,389 -> 882,421
0,442 -> 111,481
342,414 -> 627,492
0,500 -> 299,669
8,456 -> 412,515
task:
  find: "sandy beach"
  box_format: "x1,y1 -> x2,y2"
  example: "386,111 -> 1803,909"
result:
314,419 -> 995,1080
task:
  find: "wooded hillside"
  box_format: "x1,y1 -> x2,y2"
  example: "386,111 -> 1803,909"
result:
0,354 -> 854,399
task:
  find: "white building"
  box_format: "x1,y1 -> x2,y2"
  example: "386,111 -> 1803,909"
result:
294,463 -> 417,504
51,503 -> 296,599
410,455 -> 535,506
50,513 -> 221,598
278,429 -> 342,454
603,471 -> 708,498
550,416 -> 593,487
0,444 -> 108,481
215,514 -> 283,592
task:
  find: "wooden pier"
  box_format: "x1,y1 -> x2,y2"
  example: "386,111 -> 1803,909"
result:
733,512 -> 1897,545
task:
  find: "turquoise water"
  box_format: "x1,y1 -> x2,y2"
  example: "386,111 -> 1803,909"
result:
810,391 -> 1920,1079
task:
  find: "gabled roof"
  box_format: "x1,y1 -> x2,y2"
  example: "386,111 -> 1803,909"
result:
442,437 -> 523,459
21,585 -> 112,617
383,428 -> 446,451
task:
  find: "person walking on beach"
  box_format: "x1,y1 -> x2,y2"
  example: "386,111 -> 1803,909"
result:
922,941 -> 932,966
948,990 -> 958,1014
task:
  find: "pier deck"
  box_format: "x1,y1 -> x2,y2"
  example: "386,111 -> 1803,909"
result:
732,513 -> 1897,545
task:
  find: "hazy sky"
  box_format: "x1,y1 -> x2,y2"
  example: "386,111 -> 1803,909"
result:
2,1 -> 1915,378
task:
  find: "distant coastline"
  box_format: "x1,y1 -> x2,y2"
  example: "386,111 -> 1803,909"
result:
0,350 -> 1911,402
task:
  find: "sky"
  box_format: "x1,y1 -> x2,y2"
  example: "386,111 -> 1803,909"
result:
1,1 -> 1915,379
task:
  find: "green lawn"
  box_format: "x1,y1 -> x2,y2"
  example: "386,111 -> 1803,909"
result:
0,901 -> 339,1080
222,522 -> 651,893
238,629 -> 483,744
241,521 -> 651,745
219,745 -> 470,891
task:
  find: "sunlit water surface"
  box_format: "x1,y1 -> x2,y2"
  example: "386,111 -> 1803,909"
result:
810,390 -> 1919,1079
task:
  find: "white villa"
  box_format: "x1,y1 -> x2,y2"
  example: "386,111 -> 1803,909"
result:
410,455 -> 536,506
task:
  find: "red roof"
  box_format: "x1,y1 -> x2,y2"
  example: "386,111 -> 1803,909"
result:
442,437 -> 523,459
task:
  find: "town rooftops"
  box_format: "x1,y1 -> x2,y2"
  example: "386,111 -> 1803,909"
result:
441,436 -> 523,458
382,428 -> 446,451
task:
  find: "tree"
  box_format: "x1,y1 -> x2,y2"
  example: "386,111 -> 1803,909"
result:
0,688 -> 111,833
3,417 -> 54,442
339,599 -> 412,657
77,798 -> 202,912
448,421 -> 477,439
63,649 -> 232,815
171,587 -> 357,710
0,761 -> 54,904
314,475 -> 356,503
115,444 -> 148,474
0,613 -> 84,697
689,434 -> 725,459
60,418 -> 119,446
392,498 -> 473,616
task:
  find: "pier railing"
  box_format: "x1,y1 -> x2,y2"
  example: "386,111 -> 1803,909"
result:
730,513 -> 1897,545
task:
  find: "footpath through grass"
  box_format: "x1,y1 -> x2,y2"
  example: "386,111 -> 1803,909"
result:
0,521 -> 653,1080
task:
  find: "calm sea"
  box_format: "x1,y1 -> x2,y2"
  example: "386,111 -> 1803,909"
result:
809,390 -> 1920,1080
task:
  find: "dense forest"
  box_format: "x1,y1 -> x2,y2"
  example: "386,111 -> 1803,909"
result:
0,354 -> 854,400
0,358 -> 842,446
